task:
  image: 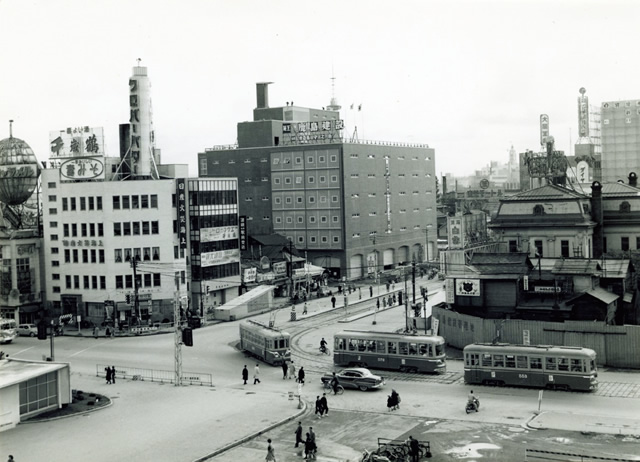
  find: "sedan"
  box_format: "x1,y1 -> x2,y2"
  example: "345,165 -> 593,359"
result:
320,367 -> 385,391
17,324 -> 38,337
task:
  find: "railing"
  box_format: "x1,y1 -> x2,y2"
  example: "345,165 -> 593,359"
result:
524,448 -> 638,462
96,364 -> 213,386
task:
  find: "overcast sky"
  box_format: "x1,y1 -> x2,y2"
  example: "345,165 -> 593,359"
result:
1,0 -> 639,177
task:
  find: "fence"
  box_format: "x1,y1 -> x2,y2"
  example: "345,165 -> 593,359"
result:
524,448 -> 638,461
96,364 -> 213,386
434,306 -> 640,369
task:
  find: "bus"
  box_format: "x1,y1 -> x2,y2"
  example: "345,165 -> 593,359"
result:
463,343 -> 598,392
0,318 -> 18,344
333,330 -> 447,374
239,320 -> 291,366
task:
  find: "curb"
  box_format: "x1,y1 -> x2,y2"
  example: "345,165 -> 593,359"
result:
22,396 -> 113,424
193,398 -> 309,462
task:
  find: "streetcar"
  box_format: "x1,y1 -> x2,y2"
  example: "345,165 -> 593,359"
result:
0,318 -> 17,344
463,343 -> 598,391
333,330 -> 447,374
239,320 -> 291,366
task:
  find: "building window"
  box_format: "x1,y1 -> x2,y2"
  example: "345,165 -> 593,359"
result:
19,371 -> 58,415
62,198 -> 68,211
285,177 -> 292,184
309,196 -> 315,203
561,240 -> 569,258
332,196 -> 338,203
331,176 -> 337,183
48,195 -> 56,201
274,178 -> 281,185
321,236 -> 328,243
151,221 -> 159,234
333,236 -> 339,243
509,240 -> 518,252
309,216 -> 316,223
286,217 -> 293,223
48,182 -> 56,188
274,197 -> 281,204
534,240 -> 543,257
114,223 -> 121,236
63,224 -> 69,237
308,176 -> 315,183
297,217 -> 303,223
80,197 -> 86,210
50,234 -> 58,241
275,217 -> 282,224
297,197 -> 303,203
123,222 -> 131,236
622,237 -> 630,251
533,204 -> 545,215
620,201 -> 631,213
332,216 -> 338,223
310,236 -> 317,243
150,195 -> 158,208
113,196 -> 120,210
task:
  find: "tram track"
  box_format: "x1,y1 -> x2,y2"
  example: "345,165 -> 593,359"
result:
286,306 -> 640,397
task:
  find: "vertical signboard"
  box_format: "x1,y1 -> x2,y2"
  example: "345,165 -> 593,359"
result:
448,217 -> 463,249
578,88 -> 590,137
523,329 -> 530,345
239,216 -> 247,251
176,179 -> 187,249
540,114 -> 549,145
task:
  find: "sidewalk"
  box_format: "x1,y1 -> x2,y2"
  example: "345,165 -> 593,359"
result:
528,411 -> 640,436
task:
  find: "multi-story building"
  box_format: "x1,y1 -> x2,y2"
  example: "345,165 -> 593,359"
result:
199,83 -> 437,280
601,98 -> 640,183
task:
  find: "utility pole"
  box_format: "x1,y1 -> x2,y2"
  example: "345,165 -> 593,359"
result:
412,259 -> 416,304
425,229 -> 429,262
174,274 -> 183,386
404,267 -> 409,332
288,239 -> 294,299
131,257 -> 141,325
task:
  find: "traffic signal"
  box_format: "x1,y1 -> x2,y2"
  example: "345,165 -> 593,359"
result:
37,322 -> 47,340
182,327 -> 193,347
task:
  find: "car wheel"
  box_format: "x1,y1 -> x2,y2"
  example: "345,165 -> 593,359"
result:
358,385 -> 368,391
30,332 -> 36,337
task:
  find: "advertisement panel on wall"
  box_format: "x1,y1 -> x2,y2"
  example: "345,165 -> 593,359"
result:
243,267 -> 257,283
49,127 -> 105,157
201,226 -> 238,243
455,279 -> 481,297
578,90 -> 590,137
448,217 -> 464,249
59,156 -> 105,181
282,119 -> 344,145
239,216 -> 247,251
201,249 -> 240,267
539,114 -> 549,144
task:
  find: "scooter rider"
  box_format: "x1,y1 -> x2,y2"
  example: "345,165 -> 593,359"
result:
320,337 -> 328,353
468,390 -> 479,410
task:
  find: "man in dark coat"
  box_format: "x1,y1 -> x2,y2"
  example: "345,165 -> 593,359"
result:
331,296 -> 336,308
294,421 -> 303,448
110,366 -> 116,384
319,393 -> 328,416
298,366 -> 305,384
282,361 -> 288,379
242,365 -> 249,385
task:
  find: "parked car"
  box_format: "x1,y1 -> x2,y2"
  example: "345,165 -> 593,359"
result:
320,367 -> 385,391
17,324 -> 38,337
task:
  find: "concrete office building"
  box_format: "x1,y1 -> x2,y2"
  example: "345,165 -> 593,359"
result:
601,98 -> 640,183
199,83 -> 437,280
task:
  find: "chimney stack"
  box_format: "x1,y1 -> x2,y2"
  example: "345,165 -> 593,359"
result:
591,181 -> 603,258
256,82 -> 273,109
629,172 -> 638,187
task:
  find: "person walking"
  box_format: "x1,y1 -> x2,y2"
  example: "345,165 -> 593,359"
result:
309,427 -> 317,457
289,362 -> 296,380
105,326 -> 111,338
304,432 -> 313,460
358,287 -> 362,300
242,365 -> 249,385
408,436 -> 420,462
281,361 -> 288,380
298,366 -> 305,385
319,393 -> 328,416
105,366 -> 112,385
382,297 -> 387,308
265,438 -> 276,461
7,456 -> 15,462
110,366 -> 116,384
93,326 -> 99,339
369,285 -> 373,297
330,295 -> 336,308
376,298 -> 380,310
315,396 -> 323,418
303,302 -> 308,315
294,421 -> 304,448
254,363 -> 261,384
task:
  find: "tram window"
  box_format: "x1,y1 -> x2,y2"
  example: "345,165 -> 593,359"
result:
358,340 -> 367,352
493,355 -> 504,367
516,356 -> 528,368
590,359 -> 596,372
530,357 -> 542,369
435,343 -> 445,356
367,341 -> 376,352
505,355 -> 516,368
399,342 -> 409,355
468,353 -> 479,366
545,357 -> 557,371
408,343 -> 418,355
558,358 -> 569,371
376,340 -> 385,352
482,354 -> 492,367
570,358 -> 583,372
336,338 -> 346,350
419,344 -> 429,356
348,340 -> 356,351
388,342 -> 397,354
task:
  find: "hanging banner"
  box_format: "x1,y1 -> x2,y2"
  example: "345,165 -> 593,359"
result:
176,179 -> 187,249
201,249 -> 240,267
200,226 -> 238,243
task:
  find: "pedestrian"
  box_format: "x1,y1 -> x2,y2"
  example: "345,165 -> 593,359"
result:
391,389 -> 400,410
294,421 -> 304,448
358,287 -> 362,300
386,281 -> 390,292
105,326 -> 111,338
408,435 -> 420,462
331,296 -> 336,308
93,326 -> 98,339
110,326 -> 115,338
309,427 -> 316,456
315,395 -> 323,418
319,393 -> 328,416
304,432 -> 313,460
383,297 -> 387,308
110,366 -> 116,384
298,366 -> 305,385
105,366 -> 111,384
7,456 -> 14,462
281,361 -> 288,380
289,362 -> 296,380
392,293 -> 397,304
303,302 -> 308,315
254,363 -> 261,384
376,298 -> 380,309
388,295 -> 392,306
242,365 -> 249,385
265,438 -> 276,461
392,283 -> 395,291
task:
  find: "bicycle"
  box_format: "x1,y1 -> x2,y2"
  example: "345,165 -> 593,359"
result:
361,449 -> 390,462
319,346 -> 331,355
322,381 -> 344,395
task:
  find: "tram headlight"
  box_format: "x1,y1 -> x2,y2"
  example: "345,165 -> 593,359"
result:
273,352 -> 280,357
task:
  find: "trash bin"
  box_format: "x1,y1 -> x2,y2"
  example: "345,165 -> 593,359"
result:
290,308 -> 297,322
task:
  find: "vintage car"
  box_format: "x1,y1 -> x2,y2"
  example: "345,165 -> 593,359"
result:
320,367 -> 385,391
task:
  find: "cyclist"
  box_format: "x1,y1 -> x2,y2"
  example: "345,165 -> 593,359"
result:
320,337 -> 328,354
330,372 -> 340,395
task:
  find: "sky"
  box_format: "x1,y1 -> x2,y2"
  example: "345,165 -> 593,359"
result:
1,0 -> 640,178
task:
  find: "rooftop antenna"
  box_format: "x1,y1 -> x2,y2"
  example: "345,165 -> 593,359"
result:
326,68 -> 341,111
137,58 -> 142,66
9,119 -> 13,138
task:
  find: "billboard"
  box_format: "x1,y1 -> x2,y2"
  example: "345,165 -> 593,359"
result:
455,279 -> 481,297
201,249 -> 240,267
49,127 -> 105,157
200,226 -> 238,243
539,114 -> 549,145
578,92 -> 590,137
176,179 -> 187,249
447,217 -> 464,249
59,156 -> 105,181
282,119 -> 344,145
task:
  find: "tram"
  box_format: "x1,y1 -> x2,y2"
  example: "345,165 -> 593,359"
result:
333,330 -> 447,373
463,343 -> 598,391
239,320 -> 291,366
